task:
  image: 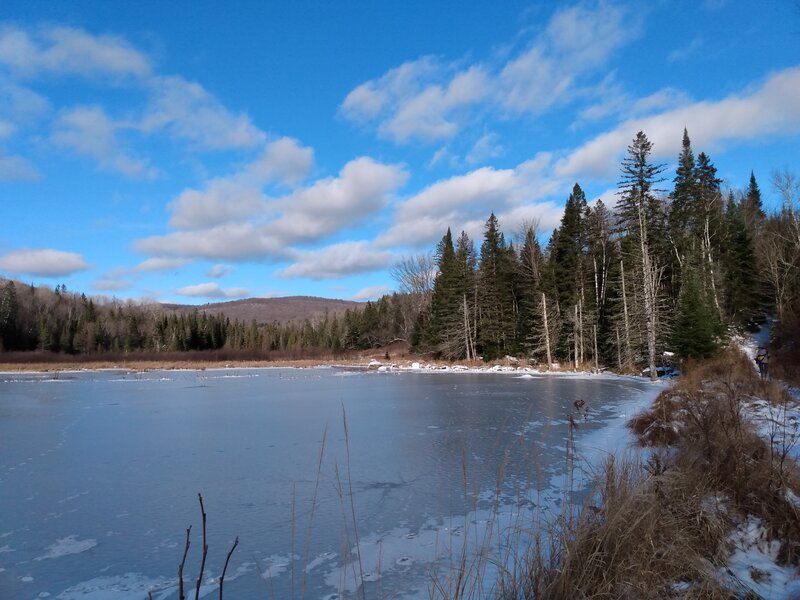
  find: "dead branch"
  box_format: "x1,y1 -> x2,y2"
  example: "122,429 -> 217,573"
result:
178,525 -> 192,600
195,493 -> 209,600
219,536 -> 239,600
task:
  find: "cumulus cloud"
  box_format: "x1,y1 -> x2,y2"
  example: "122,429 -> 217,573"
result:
207,264 -> 233,278
168,180 -> 268,230
0,151 -> 40,180
0,81 -> 51,122
175,282 -> 249,299
141,156 -> 405,262
166,137 -> 314,230
342,57 -> 491,143
133,257 -> 189,272
240,136 -> 314,186
264,157 -> 408,244
352,286 -> 391,301
341,2 -> 635,144
51,105 -> 157,179
278,241 -> 392,280
141,76 -> 265,151
574,83 -> 691,127
0,24 -> 151,78
136,222 -> 286,261
378,153 -> 560,249
0,248 -> 89,277
556,66 -> 800,178
465,132 -> 503,165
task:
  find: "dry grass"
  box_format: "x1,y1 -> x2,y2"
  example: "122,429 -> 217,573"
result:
485,348 -> 800,599
504,457 -> 732,599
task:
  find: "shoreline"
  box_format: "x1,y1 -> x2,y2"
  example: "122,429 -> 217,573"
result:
0,356 -> 649,380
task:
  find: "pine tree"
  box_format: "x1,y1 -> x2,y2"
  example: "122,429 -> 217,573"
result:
424,229 -> 458,354
477,214 -> 516,360
517,226 -> 545,359
721,192 -> 760,328
616,131 -> 667,380
742,171 -> 766,234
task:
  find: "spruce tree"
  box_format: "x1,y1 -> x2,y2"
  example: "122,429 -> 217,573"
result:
671,264 -> 719,359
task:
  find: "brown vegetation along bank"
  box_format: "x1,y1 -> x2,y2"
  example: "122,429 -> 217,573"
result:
496,349 -> 800,599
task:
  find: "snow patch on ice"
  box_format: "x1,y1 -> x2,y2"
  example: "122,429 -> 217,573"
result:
260,553 -> 297,578
35,535 -> 97,561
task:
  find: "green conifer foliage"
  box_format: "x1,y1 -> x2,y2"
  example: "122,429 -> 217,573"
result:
671,265 -> 719,359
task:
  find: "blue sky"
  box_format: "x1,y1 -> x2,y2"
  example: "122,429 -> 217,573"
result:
0,0 -> 798,303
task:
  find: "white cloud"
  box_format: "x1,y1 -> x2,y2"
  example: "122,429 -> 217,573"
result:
0,151 -> 40,181
378,152 -> 559,248
136,222 -> 286,261
556,66 -> 800,178
465,132 -> 503,165
168,180 -> 268,230
499,2 -> 634,115
166,137 -> 314,230
342,56 -> 492,143
668,37 -> 703,63
352,286 -> 391,301
207,264 -> 233,278
278,241 -> 392,280
175,282 -> 249,299
133,257 -> 189,272
0,248 -> 89,277
0,81 -> 51,122
92,277 -> 132,291
240,137 -> 313,187
341,3 -> 635,144
141,76 -> 265,151
51,105 -> 157,179
264,157 -> 408,244
378,66 -> 491,143
0,25 -> 152,79
574,82 -> 691,127
137,157 -> 406,262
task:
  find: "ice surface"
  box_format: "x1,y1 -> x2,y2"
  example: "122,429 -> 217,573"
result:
54,573 -> 173,600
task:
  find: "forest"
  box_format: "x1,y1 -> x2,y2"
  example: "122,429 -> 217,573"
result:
1,129 -> 798,377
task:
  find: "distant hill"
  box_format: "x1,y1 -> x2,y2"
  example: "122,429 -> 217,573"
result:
162,296 -> 365,324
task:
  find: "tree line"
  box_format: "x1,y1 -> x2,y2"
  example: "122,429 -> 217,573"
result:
1,129 -> 798,376
406,129 -> 799,377
0,281 -> 409,356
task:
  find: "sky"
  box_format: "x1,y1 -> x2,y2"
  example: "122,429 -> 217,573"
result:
0,0 -> 798,304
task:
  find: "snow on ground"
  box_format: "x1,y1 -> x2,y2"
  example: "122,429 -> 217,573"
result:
715,325 -> 800,598
719,516 -> 800,599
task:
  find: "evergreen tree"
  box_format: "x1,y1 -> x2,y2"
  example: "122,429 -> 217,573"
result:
671,264 -> 719,359
721,193 -> 760,327
477,214 -> 516,359
742,171 -> 766,234
517,226 -> 545,358
616,131 -> 667,380
0,281 -> 18,351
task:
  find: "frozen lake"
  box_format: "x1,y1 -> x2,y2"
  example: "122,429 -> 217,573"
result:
0,367 -> 658,599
